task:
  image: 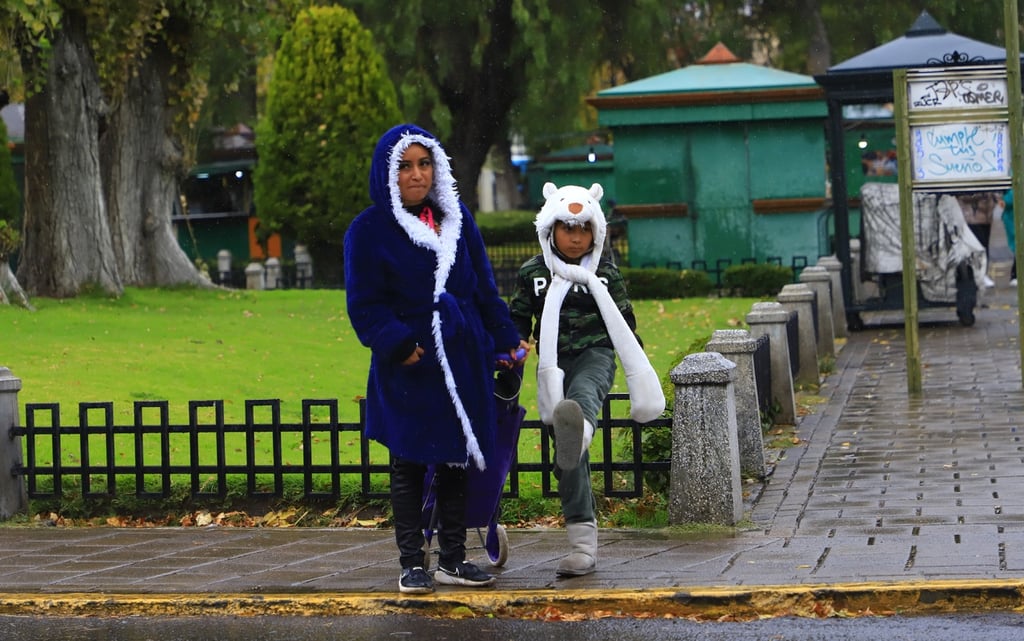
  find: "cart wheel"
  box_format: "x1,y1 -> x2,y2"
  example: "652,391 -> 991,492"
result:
486,524 -> 509,567
955,262 -> 977,327
846,312 -> 865,332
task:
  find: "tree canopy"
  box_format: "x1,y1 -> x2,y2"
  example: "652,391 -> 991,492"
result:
252,5 -> 400,282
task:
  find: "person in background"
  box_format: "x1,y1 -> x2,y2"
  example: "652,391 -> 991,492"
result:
344,123 -> 527,594
957,191 -> 1000,288
508,182 -> 664,577
1002,189 -> 1016,287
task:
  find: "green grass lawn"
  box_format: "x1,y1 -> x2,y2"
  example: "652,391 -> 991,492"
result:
1,286 -> 759,524
3,286 -> 757,421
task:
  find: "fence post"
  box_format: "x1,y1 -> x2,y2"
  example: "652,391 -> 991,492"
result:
668,352 -> 742,525
245,262 -> 265,290
745,301 -> 797,425
817,256 -> 847,339
705,329 -> 766,480
264,257 -> 281,290
777,283 -> 821,386
295,245 -> 313,289
798,265 -> 836,357
0,366 -> 26,519
217,249 -> 232,286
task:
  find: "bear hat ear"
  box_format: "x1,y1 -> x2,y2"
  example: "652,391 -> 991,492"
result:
589,183 -> 604,202
543,182 -> 559,199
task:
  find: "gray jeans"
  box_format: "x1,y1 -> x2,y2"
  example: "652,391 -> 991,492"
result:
553,347 -> 616,524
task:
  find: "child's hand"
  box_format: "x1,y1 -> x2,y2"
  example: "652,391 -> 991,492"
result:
496,342 -> 529,368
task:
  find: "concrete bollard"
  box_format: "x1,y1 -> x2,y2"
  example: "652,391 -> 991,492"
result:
217,249 -> 232,286
745,301 -> 797,425
668,352 -> 742,525
705,330 -> 766,480
245,262 -> 265,290
777,283 -> 821,386
295,245 -> 313,289
0,367 -> 27,519
798,265 -> 836,357
264,257 -> 281,290
817,256 -> 847,339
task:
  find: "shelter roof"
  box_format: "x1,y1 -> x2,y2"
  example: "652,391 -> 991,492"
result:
597,43 -> 817,98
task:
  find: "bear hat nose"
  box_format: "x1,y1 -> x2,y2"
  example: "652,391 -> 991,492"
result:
568,202 -> 583,214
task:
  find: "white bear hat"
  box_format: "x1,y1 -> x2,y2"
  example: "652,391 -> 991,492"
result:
535,182 -> 606,274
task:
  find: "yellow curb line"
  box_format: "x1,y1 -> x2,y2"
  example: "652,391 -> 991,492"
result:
1,580 -> 1023,619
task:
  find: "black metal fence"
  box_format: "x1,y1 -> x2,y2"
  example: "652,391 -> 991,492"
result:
14,393 -> 672,504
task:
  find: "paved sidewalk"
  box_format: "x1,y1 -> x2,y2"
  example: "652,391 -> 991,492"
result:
0,276 -> 1022,618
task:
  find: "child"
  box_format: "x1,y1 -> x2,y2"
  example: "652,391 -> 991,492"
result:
509,182 -> 664,576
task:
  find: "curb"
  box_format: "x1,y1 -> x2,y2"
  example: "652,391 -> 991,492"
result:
2,580 -> 1022,619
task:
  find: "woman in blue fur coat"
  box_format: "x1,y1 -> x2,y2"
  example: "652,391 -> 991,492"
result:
345,124 -> 526,594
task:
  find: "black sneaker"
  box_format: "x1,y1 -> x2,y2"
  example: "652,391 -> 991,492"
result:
434,561 -> 496,587
399,566 -> 434,594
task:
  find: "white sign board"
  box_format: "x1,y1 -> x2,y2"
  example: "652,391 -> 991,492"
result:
908,77 -> 1009,110
910,121 -> 1009,183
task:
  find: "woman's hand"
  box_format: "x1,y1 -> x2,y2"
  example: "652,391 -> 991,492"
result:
402,344 -> 425,365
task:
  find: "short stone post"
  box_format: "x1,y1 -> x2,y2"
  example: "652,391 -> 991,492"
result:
776,283 -> 820,386
245,262 -> 265,290
295,245 -> 313,289
0,367 -> 27,519
705,330 -> 766,480
264,257 -> 281,290
798,265 -> 836,357
669,352 -> 742,525
817,256 -> 847,339
745,302 -> 797,425
217,249 -> 232,286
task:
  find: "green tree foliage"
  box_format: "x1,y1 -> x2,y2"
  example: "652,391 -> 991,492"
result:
750,1 -> 1022,75
253,5 -> 400,274
345,0 -> 673,196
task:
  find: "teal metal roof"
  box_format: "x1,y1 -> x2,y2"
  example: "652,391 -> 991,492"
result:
598,62 -> 817,98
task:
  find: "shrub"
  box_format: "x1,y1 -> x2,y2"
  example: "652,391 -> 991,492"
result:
721,263 -> 794,297
621,267 -> 714,300
254,6 -> 400,275
477,210 -> 537,244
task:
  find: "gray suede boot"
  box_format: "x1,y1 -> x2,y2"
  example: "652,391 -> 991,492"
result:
556,519 -> 598,576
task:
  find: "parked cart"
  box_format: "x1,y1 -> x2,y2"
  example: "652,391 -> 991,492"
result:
851,182 -> 987,328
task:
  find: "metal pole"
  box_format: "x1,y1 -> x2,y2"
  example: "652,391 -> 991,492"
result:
893,69 -> 922,394
1006,0 -> 1024,387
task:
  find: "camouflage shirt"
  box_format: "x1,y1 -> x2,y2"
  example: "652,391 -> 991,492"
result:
508,254 -> 640,357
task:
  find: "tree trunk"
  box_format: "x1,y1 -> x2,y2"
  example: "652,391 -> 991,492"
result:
101,37 -> 206,288
802,0 -> 831,75
440,0 -> 521,213
17,13 -> 122,297
0,262 -> 33,310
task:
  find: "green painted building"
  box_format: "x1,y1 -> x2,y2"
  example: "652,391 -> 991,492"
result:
589,44 -> 829,274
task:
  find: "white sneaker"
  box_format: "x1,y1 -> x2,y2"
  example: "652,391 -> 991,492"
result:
1011,278 -> 1018,287
983,275 -> 996,288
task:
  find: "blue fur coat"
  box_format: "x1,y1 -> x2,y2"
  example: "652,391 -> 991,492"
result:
344,124 -> 520,470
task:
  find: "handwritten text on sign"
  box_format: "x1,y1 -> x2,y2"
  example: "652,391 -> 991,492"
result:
911,122 -> 1009,183
908,78 -> 1008,110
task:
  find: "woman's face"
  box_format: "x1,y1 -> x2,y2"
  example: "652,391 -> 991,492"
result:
397,143 -> 434,207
